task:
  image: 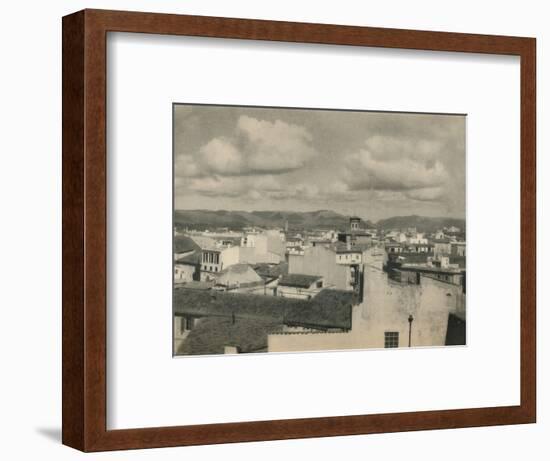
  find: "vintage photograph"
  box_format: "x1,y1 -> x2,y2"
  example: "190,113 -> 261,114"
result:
173,104 -> 466,356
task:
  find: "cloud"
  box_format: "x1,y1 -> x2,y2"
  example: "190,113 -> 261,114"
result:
236,115 -> 316,172
174,109 -> 464,217
344,149 -> 449,191
200,138 -> 243,175
184,174 -> 354,205
185,175 -> 285,199
267,184 -> 320,201
342,133 -> 450,195
404,187 -> 445,202
335,134 -> 451,205
175,154 -> 201,178
365,135 -> 443,162
177,115 -> 318,179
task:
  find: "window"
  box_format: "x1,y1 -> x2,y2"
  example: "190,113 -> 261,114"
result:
316,281 -> 323,288
384,332 -> 399,348
178,317 -> 185,334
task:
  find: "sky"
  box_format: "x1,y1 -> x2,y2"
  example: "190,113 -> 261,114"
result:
174,104 -> 466,222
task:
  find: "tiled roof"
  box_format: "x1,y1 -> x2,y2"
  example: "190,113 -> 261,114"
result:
174,235 -> 201,254
189,235 -> 220,251
216,264 -> 262,286
173,288 -> 354,331
253,262 -> 289,278
219,263 -> 253,275
283,289 -> 356,329
177,317 -> 282,355
279,274 -> 322,288
175,250 -> 201,265
331,242 -> 362,254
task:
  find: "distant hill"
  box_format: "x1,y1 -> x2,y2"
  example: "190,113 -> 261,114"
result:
375,215 -> 465,233
174,209 -> 464,233
174,209 -> 370,231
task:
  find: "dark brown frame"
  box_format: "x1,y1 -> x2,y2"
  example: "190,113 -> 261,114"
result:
62,9 -> 536,452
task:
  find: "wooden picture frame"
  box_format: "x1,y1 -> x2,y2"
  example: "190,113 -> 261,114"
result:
62,8 -> 536,452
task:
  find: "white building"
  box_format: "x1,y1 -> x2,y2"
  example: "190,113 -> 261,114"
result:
200,245 -> 240,279
335,248 -> 363,265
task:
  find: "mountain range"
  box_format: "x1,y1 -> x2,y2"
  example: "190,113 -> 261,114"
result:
174,209 -> 465,233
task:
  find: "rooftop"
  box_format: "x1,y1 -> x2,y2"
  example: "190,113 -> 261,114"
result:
253,262 -> 289,279
279,274 -> 322,288
174,235 -> 201,254
219,263 -> 254,275
177,317 -> 282,355
174,280 -> 215,290
339,231 -> 373,237
400,264 -> 463,274
189,235 -> 220,251
173,288 -> 354,330
286,237 -> 303,243
175,250 -> 201,265
283,289 -> 356,329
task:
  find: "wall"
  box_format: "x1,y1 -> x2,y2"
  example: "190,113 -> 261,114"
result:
174,263 -> 196,282
289,245 -> 352,290
221,245 -> 240,269
238,246 -> 281,264
0,1 -> 547,460
269,266 -> 464,352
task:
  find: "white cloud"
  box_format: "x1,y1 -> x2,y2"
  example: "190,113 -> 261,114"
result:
336,134 -> 452,205
200,138 -> 243,175
365,135 -> 443,162
343,148 -> 449,192
179,115 -> 318,180
236,115 -> 316,172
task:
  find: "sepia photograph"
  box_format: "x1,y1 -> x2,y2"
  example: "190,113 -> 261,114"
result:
173,104 -> 466,356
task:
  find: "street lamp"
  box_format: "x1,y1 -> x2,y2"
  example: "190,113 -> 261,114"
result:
408,314 -> 414,347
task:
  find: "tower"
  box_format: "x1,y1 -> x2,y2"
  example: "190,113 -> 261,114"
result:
350,216 -> 361,231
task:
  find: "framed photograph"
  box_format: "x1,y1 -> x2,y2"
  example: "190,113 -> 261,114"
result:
62,9 -> 536,451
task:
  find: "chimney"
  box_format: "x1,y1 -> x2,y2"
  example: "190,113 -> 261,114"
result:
224,345 -> 240,354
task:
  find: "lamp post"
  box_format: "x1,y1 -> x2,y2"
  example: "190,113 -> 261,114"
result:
408,314 -> 414,347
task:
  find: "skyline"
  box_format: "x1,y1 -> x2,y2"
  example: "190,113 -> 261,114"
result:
174,104 -> 466,222
173,208 -> 466,224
